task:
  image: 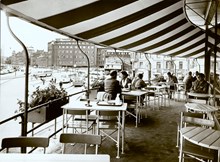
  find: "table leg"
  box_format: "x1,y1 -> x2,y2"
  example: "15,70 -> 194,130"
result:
218,150 -> 220,162
179,133 -> 183,162
121,110 -> 125,154
116,111 -> 120,159
62,109 -> 65,133
135,96 -> 138,127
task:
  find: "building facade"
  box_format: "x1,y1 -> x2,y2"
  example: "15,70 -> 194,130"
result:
48,38 -> 96,68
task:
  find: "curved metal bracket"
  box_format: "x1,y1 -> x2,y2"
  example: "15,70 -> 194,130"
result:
194,58 -> 201,72
144,53 -> 151,84
76,40 -> 90,99
6,13 -> 29,138
114,48 -> 124,70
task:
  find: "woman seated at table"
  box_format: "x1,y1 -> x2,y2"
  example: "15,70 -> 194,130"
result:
120,71 -> 132,89
134,73 -> 147,89
191,73 -> 209,94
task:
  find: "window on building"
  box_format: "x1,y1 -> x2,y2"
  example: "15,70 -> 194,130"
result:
179,61 -> 183,69
156,62 -> 161,69
166,61 -> 169,69
140,62 -> 143,68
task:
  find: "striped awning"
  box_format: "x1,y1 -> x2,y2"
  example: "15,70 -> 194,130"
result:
1,0 -> 220,58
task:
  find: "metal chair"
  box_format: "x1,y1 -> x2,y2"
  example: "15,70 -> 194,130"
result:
63,109 -> 96,134
145,87 -> 161,110
178,111 -> 216,162
174,83 -> 186,102
59,133 -> 101,154
1,137 -> 49,153
96,91 -> 122,158
96,110 -> 121,158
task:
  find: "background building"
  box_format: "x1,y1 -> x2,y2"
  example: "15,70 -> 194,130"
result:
48,39 -> 96,68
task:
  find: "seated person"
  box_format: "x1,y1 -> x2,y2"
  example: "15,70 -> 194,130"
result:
120,71 -> 132,89
131,75 -> 139,89
191,73 -> 209,94
104,70 -> 121,100
135,73 -> 147,89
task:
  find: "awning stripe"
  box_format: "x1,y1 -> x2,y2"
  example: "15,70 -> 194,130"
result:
170,39 -> 206,56
2,0 -> 26,6
117,17 -> 188,49
39,0 -> 137,28
1,0 -> 219,58
183,48 -> 205,58
76,0 -> 181,39
101,9 -> 185,46
150,30 -> 204,54
137,26 -> 197,52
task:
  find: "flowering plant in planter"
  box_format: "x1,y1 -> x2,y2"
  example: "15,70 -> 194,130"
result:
17,83 -> 68,112
17,83 -> 69,123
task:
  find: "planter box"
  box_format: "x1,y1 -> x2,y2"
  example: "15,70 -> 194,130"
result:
28,98 -> 69,123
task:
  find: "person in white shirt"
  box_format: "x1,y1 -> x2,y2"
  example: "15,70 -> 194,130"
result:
120,71 -> 131,89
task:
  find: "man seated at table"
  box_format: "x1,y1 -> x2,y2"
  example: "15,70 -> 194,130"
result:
191,73 -> 209,94
134,73 -> 146,105
104,70 -> 122,100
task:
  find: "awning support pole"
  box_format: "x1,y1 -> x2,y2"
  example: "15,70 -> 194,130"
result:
213,1 -> 218,104
144,53 -> 151,84
114,48 -> 124,70
76,40 -> 90,99
6,13 -> 29,153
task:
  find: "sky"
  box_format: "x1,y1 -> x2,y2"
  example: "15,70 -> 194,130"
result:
0,11 -> 67,57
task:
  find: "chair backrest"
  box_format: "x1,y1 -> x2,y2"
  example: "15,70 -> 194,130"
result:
1,137 -> 49,153
180,111 -> 215,129
67,109 -> 88,115
59,133 -> 101,154
97,92 -> 111,101
187,98 -> 207,104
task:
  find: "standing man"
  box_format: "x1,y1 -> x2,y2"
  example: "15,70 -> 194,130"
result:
104,70 -> 122,100
185,71 -> 193,93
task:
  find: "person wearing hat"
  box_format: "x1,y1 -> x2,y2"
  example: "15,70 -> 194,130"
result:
104,70 -> 122,100
120,71 -> 132,89
191,73 -> 209,94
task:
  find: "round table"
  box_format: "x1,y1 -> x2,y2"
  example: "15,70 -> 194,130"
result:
185,102 -> 218,113
187,92 -> 211,98
185,102 -> 218,120
180,126 -> 220,162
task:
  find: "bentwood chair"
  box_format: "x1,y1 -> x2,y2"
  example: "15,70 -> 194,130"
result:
1,137 -> 49,153
178,111 -> 216,162
60,133 -> 101,154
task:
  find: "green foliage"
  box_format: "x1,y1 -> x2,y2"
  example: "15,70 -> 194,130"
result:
17,83 -> 67,112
